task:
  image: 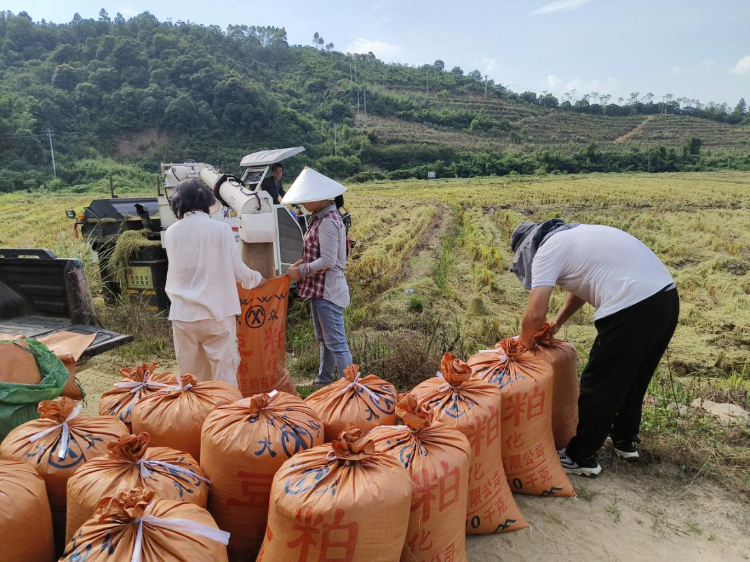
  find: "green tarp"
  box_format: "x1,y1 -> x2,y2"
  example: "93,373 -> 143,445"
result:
0,338 -> 69,441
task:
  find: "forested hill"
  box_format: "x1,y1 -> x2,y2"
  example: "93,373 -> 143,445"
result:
1,11 -> 749,192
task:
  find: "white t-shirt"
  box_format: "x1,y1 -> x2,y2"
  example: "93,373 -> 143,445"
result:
531,225 -> 674,320
164,212 -> 262,322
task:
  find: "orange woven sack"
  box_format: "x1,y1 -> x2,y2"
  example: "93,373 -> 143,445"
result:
38,330 -> 97,400
236,276 -> 296,396
0,396 -> 127,552
201,390 -> 324,562
0,339 -> 41,384
370,395 -> 472,562
66,432 -> 209,542
527,323 -> 580,449
468,338 -> 574,497
131,373 -> 241,462
411,353 -> 527,534
99,363 -> 176,430
0,460 -> 55,562
257,427 -> 412,562
305,364 -> 398,441
62,489 -> 229,562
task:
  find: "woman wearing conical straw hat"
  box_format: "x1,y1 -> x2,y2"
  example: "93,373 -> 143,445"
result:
284,168 -> 353,386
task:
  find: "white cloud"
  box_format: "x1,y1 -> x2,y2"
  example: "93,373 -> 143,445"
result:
479,57 -> 497,74
671,65 -> 682,74
529,0 -> 595,16
346,38 -> 402,60
701,59 -> 715,67
729,55 -> 750,76
117,6 -> 139,17
545,75 -> 622,97
546,74 -> 564,89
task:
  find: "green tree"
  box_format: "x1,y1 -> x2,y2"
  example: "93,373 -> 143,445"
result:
433,60 -> 445,71
164,93 -> 197,132
51,64 -> 80,91
520,91 -> 537,104
734,98 -> 747,115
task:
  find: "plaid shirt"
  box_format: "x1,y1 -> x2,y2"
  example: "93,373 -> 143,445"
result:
297,209 -> 344,299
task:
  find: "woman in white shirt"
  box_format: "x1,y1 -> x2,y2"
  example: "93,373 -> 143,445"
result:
164,179 -> 265,385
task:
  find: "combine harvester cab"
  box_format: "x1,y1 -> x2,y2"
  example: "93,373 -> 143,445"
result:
70,147 -> 306,313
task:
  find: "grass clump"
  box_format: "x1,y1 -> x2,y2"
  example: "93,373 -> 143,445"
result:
95,296 -> 173,361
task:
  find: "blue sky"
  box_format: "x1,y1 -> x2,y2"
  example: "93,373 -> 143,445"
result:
14,0 -> 750,106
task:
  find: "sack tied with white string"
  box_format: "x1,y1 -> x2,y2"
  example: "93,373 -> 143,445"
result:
62,489 -> 229,562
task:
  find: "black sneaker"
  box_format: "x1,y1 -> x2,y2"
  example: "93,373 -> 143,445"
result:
558,448 -> 602,477
610,437 -> 640,462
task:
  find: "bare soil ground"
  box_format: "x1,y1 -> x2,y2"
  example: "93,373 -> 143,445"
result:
467,457 -> 750,561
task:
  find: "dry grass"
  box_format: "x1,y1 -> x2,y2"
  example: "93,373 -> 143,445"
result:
3,171 -> 749,493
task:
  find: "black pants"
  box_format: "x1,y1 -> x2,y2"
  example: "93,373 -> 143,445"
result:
566,288 -> 679,464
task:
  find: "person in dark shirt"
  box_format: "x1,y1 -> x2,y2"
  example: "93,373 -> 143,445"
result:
260,163 -> 285,204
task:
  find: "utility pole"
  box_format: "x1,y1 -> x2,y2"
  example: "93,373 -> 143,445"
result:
333,123 -> 338,157
485,75 -> 488,98
426,66 -> 429,95
363,87 -> 367,117
357,88 -> 360,115
47,129 -> 56,177
349,58 -> 353,82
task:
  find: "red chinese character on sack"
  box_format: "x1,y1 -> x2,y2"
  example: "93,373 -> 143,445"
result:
250,378 -> 260,392
411,468 -> 438,521
406,529 -> 433,554
471,461 -> 485,483
485,503 -> 496,523
266,358 -> 277,372
483,481 -> 494,501
438,461 -> 460,512
505,431 -> 524,451
509,454 -> 522,471
503,391 -> 527,427
226,471 -> 274,509
264,327 -> 283,354
469,487 -> 482,508
468,416 -> 487,457
534,443 -> 545,460
538,465 -> 553,484
491,470 -> 503,489
527,473 -> 538,488
287,507 -> 324,561
320,508 -> 359,561
528,386 -> 545,420
486,406 -> 500,446
523,450 -> 535,467
237,334 -> 254,358
494,494 -> 507,515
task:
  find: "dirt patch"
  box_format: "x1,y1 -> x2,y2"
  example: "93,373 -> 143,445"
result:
672,259 -> 698,270
468,450 -> 750,561
614,115 -> 656,144
725,260 -> 748,276
76,352 -> 177,416
116,128 -> 174,158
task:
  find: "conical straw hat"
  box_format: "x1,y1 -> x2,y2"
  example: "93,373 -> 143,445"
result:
281,167 -> 347,205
